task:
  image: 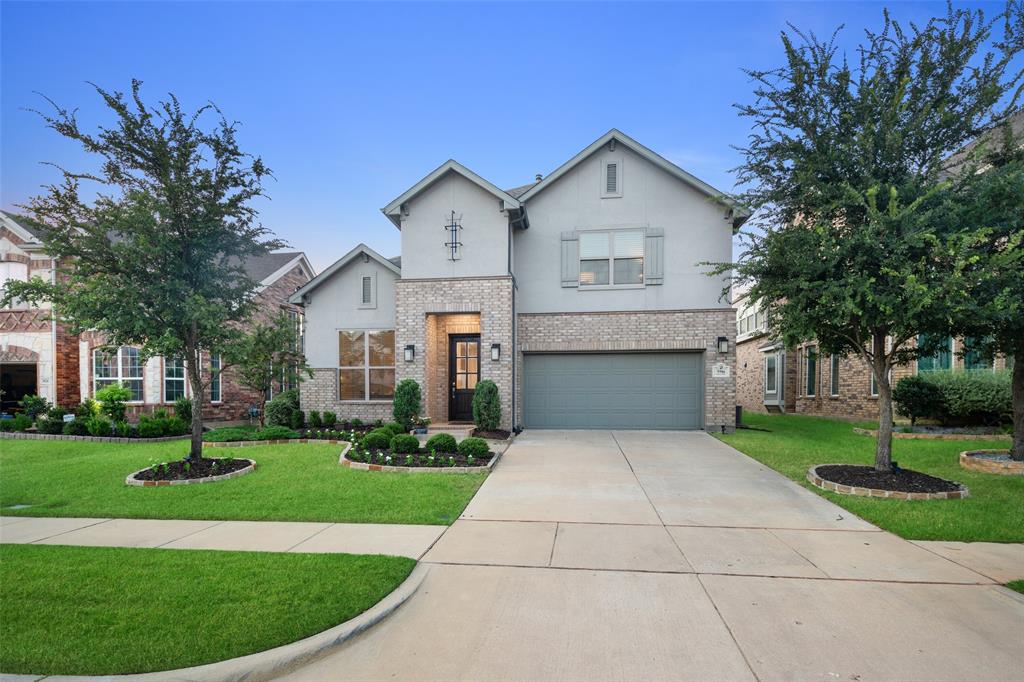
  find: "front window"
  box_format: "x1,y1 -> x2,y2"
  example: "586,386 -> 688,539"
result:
964,337 -> 992,371
164,357 -> 186,402
94,347 -> 144,402
917,335 -> 952,372
830,355 -> 840,396
804,346 -> 817,397
338,329 -> 395,401
579,230 -> 644,286
210,354 -> 222,403
764,355 -> 777,394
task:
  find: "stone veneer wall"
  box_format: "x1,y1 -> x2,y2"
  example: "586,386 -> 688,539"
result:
516,309 -> 737,432
396,277 -> 513,429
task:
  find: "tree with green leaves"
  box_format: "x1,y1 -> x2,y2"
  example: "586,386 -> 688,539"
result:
945,118 -> 1024,459
716,5 -> 1022,472
227,313 -> 311,427
2,81 -> 284,460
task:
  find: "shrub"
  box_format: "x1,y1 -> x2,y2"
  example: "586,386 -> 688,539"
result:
36,410 -> 67,434
204,427 -> 257,443
265,388 -> 300,427
472,380 -> 501,431
2,414 -> 33,432
322,411 -> 337,428
390,433 -> 420,454
350,418 -> 363,428
95,384 -> 132,422
85,416 -> 113,437
308,410 -> 322,428
361,428 -> 392,450
924,370 -> 1012,425
17,394 -> 51,421
392,379 -> 422,430
425,433 -> 457,453
174,397 -> 193,426
457,437 -> 490,458
289,409 -> 305,430
893,375 -> 946,426
62,419 -> 89,436
76,399 -> 99,419
164,416 -> 189,436
114,421 -> 132,438
384,421 -> 406,437
136,416 -> 165,438
255,425 -> 300,440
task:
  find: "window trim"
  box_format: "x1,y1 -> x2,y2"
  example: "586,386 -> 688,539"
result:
357,272 -> 377,310
337,328 -> 396,403
163,357 -> 187,404
93,346 -> 144,403
764,355 -> 778,394
829,354 -> 840,397
601,157 -> 623,198
804,346 -> 817,397
209,353 -> 222,404
577,228 -> 645,289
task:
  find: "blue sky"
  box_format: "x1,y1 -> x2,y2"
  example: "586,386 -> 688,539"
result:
0,1 -> 1008,270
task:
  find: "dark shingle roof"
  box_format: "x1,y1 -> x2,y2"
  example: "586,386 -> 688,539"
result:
505,183 -> 539,199
388,256 -> 401,268
237,251 -> 304,282
1,211 -> 48,240
943,109 -> 1024,176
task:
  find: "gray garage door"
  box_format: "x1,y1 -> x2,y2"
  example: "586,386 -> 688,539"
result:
522,353 -> 703,430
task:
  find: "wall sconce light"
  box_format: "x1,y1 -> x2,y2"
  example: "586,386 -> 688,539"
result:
404,345 -> 415,362
717,337 -> 729,354
491,343 -> 501,361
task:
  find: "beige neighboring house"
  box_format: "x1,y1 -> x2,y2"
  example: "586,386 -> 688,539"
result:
291,129 -> 747,431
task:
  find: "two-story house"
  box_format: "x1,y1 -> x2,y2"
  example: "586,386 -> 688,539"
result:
291,130 -> 746,432
0,211 -> 313,420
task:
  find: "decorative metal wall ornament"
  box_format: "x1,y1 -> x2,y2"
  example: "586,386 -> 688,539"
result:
443,210 -> 463,261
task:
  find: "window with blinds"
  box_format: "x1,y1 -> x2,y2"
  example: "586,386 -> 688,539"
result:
579,230 -> 644,286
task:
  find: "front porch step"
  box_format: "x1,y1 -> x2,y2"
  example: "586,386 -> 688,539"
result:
423,424 -> 474,439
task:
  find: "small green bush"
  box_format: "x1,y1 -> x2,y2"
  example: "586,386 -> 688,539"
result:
3,414 -> 33,432
322,411 -> 337,428
392,379 -> 422,430
289,409 -> 305,430
390,434 -> 420,454
115,421 -> 132,438
893,375 -> 946,425
384,421 -> 406,437
85,416 -> 113,437
307,410 -> 322,428
62,419 -> 89,436
255,425 -> 300,440
36,410 -> 67,434
164,416 -> 189,436
265,388 -> 300,427
472,380 -> 501,431
361,428 -> 392,450
136,416 -> 165,438
203,427 -> 256,442
76,399 -> 99,419
457,437 -> 490,458
95,384 -> 132,422
174,397 -> 193,426
425,433 -> 457,453
17,394 -> 50,420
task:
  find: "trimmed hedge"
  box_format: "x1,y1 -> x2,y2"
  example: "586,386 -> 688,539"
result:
361,428 -> 392,450
894,370 -> 1012,426
265,389 -> 301,428
389,434 -> 420,454
384,422 -> 406,437
457,437 -> 490,458
472,380 -> 501,431
392,380 -> 421,430
425,433 -> 457,453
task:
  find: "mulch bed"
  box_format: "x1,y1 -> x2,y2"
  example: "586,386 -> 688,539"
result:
472,428 -> 511,440
133,457 -> 250,482
816,464 -> 961,494
348,449 -> 493,468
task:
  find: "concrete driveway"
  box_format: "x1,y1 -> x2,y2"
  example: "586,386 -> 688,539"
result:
279,430 -> 1024,681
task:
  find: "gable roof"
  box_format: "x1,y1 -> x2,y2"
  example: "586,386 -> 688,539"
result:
0,211 -> 45,244
942,109 -> 1024,178
381,159 -> 521,229
288,243 -> 399,304
516,129 -> 750,231
241,251 -> 310,283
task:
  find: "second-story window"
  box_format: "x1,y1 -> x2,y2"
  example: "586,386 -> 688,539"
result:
579,230 -> 644,287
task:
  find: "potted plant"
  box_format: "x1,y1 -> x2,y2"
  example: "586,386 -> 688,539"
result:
411,416 -> 431,435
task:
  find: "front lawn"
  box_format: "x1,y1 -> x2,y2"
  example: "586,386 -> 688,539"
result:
718,413 -> 1023,543
0,439 -> 484,525
0,544 -> 414,675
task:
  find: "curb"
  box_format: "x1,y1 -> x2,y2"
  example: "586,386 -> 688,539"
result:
17,563 -> 430,682
806,464 -> 969,501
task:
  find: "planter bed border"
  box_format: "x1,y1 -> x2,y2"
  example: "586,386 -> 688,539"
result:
852,427 -> 1010,442
342,448 -> 502,474
126,459 -> 257,487
2,431 -> 189,444
204,437 -> 350,448
807,464 -> 969,501
959,450 -> 1024,476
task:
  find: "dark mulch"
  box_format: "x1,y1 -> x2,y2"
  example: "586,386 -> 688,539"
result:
472,428 -> 511,440
348,449 -> 492,468
816,464 -> 961,493
133,457 -> 250,482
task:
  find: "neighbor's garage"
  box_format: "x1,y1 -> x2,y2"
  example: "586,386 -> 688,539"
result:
522,352 -> 703,430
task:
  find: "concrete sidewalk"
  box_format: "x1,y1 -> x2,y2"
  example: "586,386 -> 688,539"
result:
0,516 -> 445,559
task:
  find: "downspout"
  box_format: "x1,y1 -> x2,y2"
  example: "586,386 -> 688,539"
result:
508,217 -> 517,431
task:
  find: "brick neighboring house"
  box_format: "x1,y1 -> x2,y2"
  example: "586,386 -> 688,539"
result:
0,210 -> 313,420
292,129 -> 747,432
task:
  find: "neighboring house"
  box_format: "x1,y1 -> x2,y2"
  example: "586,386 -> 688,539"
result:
291,129 -> 747,431
0,210 -> 313,420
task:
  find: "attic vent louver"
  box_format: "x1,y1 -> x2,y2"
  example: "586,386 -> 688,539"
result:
361,276 -> 372,304
606,163 -> 618,194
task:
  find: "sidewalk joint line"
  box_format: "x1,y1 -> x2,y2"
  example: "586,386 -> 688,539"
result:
24,517 -> 112,545
696,573 -> 762,682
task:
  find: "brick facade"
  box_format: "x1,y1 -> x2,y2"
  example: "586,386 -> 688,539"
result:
300,368 -> 395,422
517,309 -> 737,432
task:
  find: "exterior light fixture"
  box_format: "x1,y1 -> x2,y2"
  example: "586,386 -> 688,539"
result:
717,337 -> 729,354
404,345 -> 415,362
491,343 -> 501,361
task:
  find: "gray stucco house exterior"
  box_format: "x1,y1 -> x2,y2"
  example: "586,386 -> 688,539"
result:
290,129 -> 747,431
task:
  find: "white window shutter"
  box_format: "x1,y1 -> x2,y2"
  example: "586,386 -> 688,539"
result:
644,228 -> 664,285
561,231 -> 579,287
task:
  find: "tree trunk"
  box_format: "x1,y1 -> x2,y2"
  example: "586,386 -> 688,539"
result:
258,396 -> 266,428
186,344 -> 204,461
872,335 -> 894,473
1012,345 -> 1024,461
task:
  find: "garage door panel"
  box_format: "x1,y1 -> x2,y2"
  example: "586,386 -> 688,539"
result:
523,353 -> 703,430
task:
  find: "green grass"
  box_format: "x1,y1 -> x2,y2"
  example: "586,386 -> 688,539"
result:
718,413 -> 1023,543
1006,580 -> 1024,595
0,544 -> 414,675
0,439 -> 484,525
